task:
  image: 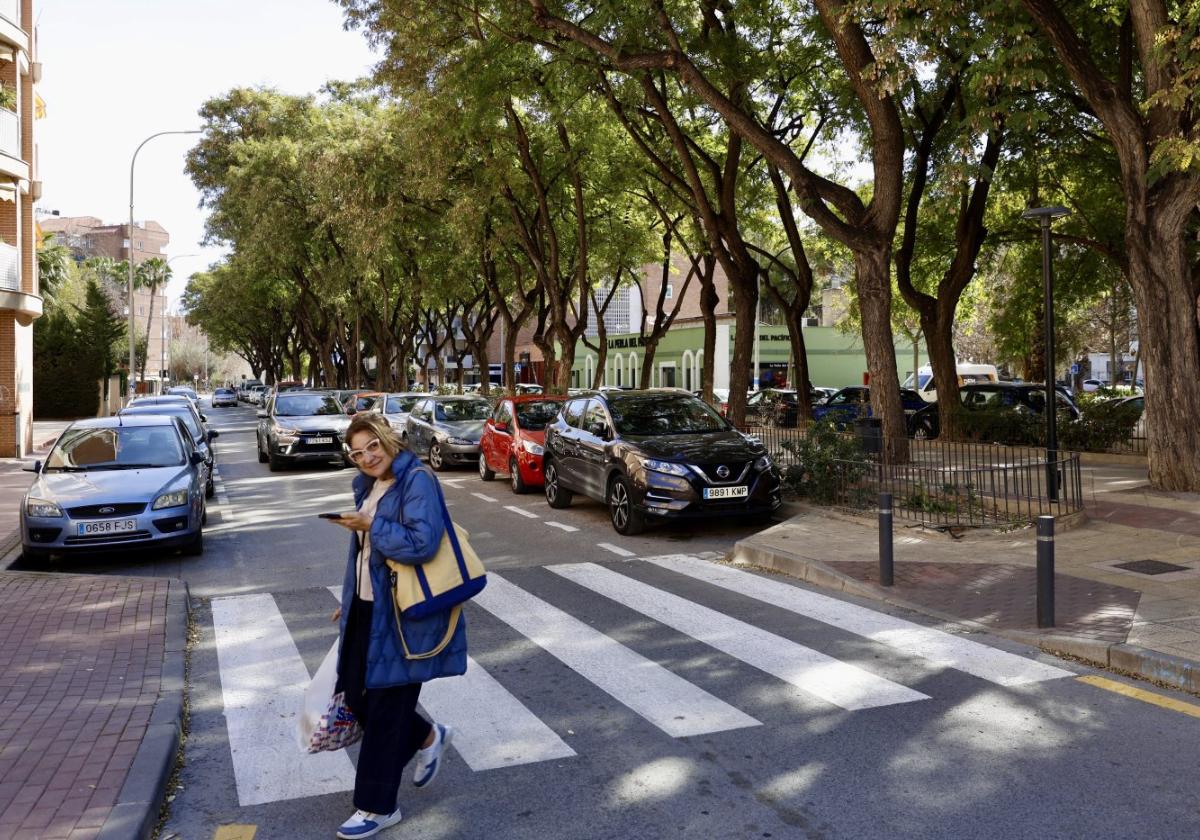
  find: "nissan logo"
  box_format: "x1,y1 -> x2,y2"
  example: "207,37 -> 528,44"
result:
99,506 -> 115,514
715,465 -> 730,479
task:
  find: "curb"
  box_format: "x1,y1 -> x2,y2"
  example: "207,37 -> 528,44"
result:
729,534 -> 1200,696
97,578 -> 190,840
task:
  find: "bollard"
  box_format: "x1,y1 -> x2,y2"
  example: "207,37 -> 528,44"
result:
879,492 -> 893,587
1036,515 -> 1055,628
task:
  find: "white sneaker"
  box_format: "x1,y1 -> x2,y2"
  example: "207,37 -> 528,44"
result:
336,808 -> 402,839
412,723 -> 454,788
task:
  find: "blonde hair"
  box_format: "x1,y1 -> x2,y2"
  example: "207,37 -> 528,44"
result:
345,411 -> 405,458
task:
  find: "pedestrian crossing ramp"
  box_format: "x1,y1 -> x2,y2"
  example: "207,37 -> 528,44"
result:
211,554 -> 1073,807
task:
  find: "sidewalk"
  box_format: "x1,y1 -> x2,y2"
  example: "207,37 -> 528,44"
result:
733,457 -> 1200,694
0,420 -> 188,840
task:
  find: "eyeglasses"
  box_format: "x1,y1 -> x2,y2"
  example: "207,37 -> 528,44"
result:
346,438 -> 383,464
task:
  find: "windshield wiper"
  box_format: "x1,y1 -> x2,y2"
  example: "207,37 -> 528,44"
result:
93,463 -> 173,470
43,465 -> 90,472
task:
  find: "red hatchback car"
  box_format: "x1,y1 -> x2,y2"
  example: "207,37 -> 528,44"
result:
478,395 -> 565,493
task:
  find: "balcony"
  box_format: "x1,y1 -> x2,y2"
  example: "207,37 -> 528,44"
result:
0,0 -> 15,29
0,108 -> 25,181
0,242 -> 18,291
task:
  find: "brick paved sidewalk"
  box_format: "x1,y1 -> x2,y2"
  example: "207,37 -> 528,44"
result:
0,573 -> 185,840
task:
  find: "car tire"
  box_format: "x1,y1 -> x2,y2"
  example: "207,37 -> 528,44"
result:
429,442 -> 446,472
21,547 -> 49,567
510,459 -> 527,494
479,453 -> 495,481
543,459 -> 572,508
182,528 -> 204,556
268,451 -> 283,472
257,435 -> 268,463
206,477 -> 215,499
608,475 -> 645,536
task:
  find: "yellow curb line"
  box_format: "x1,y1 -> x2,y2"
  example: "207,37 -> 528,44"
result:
213,826 -> 257,840
1077,675 -> 1200,719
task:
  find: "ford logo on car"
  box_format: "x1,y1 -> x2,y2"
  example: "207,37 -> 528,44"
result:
99,506 -> 115,515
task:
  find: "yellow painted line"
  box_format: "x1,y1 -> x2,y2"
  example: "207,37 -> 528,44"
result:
213,826 -> 257,840
1077,675 -> 1200,719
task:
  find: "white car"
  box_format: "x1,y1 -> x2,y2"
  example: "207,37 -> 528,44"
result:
1081,379 -> 1106,393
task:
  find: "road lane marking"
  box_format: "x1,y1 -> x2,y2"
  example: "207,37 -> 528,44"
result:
322,588 -> 575,769
441,478 -> 470,487
596,543 -> 635,558
553,563 -> 928,711
475,574 -> 760,737
211,594 -> 354,806
545,522 -> 579,533
647,556 -> 1073,686
1077,675 -> 1200,718
504,505 -> 539,519
472,492 -> 498,503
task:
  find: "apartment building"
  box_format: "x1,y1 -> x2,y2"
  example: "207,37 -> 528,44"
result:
0,0 -> 41,456
39,215 -> 172,392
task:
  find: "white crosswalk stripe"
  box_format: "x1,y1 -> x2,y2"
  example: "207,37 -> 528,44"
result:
211,594 -> 354,806
474,574 -> 761,737
646,555 -> 1073,685
551,563 -> 929,710
211,557 -> 1074,805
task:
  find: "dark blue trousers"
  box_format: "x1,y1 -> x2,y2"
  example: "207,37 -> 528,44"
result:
338,596 -> 433,813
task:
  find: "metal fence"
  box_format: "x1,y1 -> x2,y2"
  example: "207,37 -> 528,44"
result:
744,423 -> 1084,528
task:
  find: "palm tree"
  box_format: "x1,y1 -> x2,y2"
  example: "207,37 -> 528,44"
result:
36,235 -> 72,304
135,257 -> 171,386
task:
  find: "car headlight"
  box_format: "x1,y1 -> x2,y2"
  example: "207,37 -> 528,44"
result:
447,436 -> 474,446
152,489 -> 190,510
755,454 -> 773,471
274,426 -> 299,443
644,459 -> 689,477
520,439 -> 544,456
25,497 -> 63,518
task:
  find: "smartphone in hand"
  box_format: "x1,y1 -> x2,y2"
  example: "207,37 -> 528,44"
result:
317,513 -> 343,520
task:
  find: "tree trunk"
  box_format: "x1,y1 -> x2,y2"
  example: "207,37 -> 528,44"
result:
639,338 -> 660,389
780,309 -> 812,421
698,255 -> 718,402
726,272 -> 757,426
503,328 -> 519,394
924,311 -> 961,439
1127,218 -> 1200,489
856,249 -> 908,459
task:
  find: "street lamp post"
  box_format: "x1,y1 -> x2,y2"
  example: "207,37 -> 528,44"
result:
127,130 -> 202,403
1022,205 -> 1072,502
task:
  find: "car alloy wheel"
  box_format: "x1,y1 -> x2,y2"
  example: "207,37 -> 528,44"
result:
544,460 -> 572,508
429,442 -> 445,471
510,459 -> 527,494
479,452 -> 496,481
608,475 -> 645,536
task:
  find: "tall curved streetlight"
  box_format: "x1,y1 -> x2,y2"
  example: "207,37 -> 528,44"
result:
127,129 -> 202,402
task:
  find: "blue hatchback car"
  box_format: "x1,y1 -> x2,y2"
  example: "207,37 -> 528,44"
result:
20,415 -> 207,564
811,386 -> 927,429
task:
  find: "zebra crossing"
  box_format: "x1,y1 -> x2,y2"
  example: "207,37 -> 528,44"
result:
210,554 -> 1075,807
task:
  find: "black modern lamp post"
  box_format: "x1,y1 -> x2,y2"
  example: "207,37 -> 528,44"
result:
1022,205 -> 1072,502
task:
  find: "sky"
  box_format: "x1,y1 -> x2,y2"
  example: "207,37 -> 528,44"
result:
36,0 -> 379,308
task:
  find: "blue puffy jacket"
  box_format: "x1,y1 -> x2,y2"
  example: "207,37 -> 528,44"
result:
338,449 -> 468,687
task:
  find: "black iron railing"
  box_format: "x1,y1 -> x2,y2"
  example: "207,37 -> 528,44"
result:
742,423 -> 1084,527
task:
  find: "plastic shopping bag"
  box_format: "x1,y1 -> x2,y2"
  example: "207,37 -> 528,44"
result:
298,639 -> 363,753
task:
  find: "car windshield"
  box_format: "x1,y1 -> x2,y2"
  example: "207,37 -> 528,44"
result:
434,400 -> 491,422
515,400 -> 562,431
354,396 -> 378,411
123,408 -> 201,438
216,389 -> 234,395
608,395 -> 727,436
276,395 -> 344,416
46,425 -> 185,470
386,396 -> 420,414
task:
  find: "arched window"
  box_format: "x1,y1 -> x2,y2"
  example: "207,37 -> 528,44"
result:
614,355 -> 624,387
682,350 -> 695,391
584,355 -> 595,387
628,352 -> 639,388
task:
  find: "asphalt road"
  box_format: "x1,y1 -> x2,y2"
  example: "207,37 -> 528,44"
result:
39,402 -> 1200,839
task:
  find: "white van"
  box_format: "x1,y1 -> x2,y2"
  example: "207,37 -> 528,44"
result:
903,363 -> 999,402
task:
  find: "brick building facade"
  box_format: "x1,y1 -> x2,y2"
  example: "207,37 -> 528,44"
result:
0,1 -> 42,456
39,215 -> 172,391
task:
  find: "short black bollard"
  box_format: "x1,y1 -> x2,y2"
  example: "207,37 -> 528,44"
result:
1037,515 -> 1055,628
879,492 -> 894,587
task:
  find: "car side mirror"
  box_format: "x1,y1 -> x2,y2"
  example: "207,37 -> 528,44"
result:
22,459 -> 40,473
207,429 -> 220,441
589,422 -> 609,439
494,422 -> 508,433
200,413 -> 208,422
345,407 -> 357,415
256,410 -> 267,419
189,451 -> 205,466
